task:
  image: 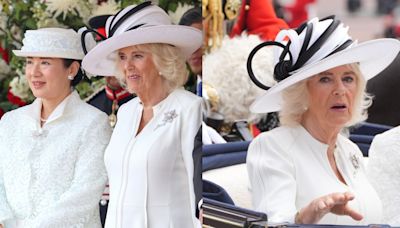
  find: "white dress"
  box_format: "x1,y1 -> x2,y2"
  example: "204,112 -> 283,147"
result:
0,91 -> 112,228
247,125 -> 382,225
367,126 -> 400,226
104,88 -> 201,228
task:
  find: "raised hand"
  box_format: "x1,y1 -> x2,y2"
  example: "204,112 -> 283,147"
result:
296,192 -> 363,224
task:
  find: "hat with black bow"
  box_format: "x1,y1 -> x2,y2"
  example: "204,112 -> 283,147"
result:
81,1 -> 202,77
248,16 -> 400,113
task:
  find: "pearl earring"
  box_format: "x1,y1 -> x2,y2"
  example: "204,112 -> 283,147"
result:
158,72 -> 162,76
68,75 -> 74,80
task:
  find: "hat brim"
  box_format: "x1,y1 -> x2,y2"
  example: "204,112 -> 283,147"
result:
250,38 -> 400,113
12,50 -> 84,60
82,25 -> 202,76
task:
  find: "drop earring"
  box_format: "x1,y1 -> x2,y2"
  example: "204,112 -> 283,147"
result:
68,75 -> 74,80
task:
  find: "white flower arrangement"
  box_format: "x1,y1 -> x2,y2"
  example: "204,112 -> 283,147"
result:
31,2 -> 64,28
45,0 -> 91,20
9,72 -> 32,101
168,2 -> 193,25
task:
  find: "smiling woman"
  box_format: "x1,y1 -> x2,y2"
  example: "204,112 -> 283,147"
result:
25,57 -> 79,109
0,28 -> 111,227
116,46 -> 162,95
115,43 -> 188,93
80,2 -> 202,228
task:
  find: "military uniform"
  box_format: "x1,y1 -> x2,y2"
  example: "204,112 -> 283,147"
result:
87,86 -> 135,126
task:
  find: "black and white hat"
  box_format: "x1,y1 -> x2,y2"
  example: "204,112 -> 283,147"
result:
248,16 -> 400,113
82,1 -> 202,77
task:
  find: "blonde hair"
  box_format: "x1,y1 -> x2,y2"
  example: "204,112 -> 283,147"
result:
280,80 -> 309,127
114,43 -> 188,92
279,63 -> 373,127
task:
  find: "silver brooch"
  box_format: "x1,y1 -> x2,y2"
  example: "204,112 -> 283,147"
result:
154,110 -> 178,130
350,154 -> 360,176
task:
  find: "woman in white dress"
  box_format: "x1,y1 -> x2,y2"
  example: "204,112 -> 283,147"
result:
0,28 -> 111,227
81,2 -> 202,228
367,127 -> 400,225
246,16 -> 400,225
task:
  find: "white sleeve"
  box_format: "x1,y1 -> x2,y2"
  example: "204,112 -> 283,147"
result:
28,114 -> 112,227
246,134 -> 297,223
202,122 -> 226,145
0,113 -> 14,223
181,98 -> 202,228
367,131 -> 400,225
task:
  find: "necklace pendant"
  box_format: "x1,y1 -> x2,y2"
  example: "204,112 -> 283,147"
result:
109,100 -> 119,128
109,113 -> 117,128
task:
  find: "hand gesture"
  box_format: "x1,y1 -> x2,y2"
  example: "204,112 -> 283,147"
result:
296,192 -> 363,224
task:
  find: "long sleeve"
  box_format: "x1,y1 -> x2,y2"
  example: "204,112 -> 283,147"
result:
246,133 -> 297,223
0,113 -> 14,223
367,129 -> 400,226
27,114 -> 112,227
181,98 -> 202,228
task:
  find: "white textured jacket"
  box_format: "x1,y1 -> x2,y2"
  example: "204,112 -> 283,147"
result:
104,88 -> 201,228
0,91 -> 112,228
247,125 -> 382,225
368,126 -> 400,226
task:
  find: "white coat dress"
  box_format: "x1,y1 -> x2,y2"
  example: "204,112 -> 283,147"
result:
247,125 -> 382,225
0,91 -> 111,228
367,126 -> 400,226
104,88 -> 201,228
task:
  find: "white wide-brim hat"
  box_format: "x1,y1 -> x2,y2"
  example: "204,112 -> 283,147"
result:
249,16 -> 400,113
82,2 -> 202,77
13,28 -> 84,60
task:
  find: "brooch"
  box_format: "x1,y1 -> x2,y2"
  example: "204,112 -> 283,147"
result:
349,154 -> 360,176
154,109 -> 178,130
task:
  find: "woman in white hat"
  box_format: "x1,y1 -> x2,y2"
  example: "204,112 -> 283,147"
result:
246,16 -> 400,225
81,2 -> 202,228
0,28 -> 111,228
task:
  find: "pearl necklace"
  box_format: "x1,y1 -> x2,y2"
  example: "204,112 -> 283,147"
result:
40,117 -> 47,122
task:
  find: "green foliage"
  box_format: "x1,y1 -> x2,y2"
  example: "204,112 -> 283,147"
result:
159,0 -> 199,12
120,0 -> 143,9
